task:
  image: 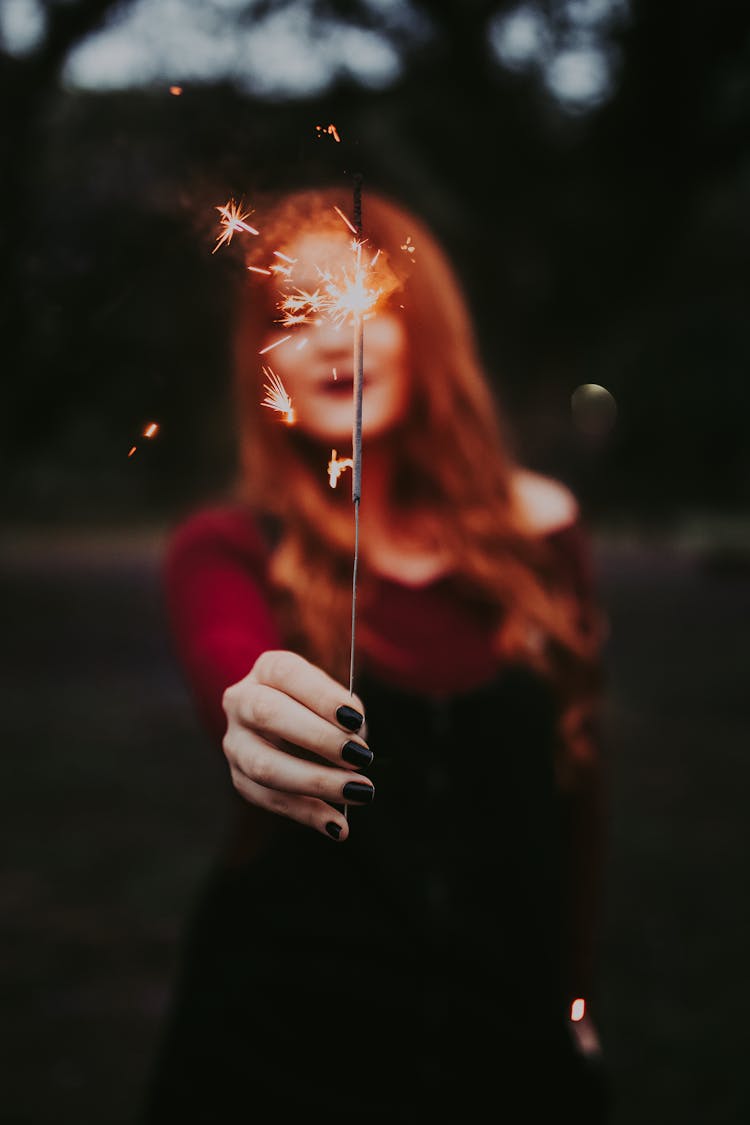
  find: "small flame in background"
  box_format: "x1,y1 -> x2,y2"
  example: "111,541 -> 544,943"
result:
260,366 -> 295,425
213,199 -> 259,254
328,449 -> 354,488
127,421 -> 160,458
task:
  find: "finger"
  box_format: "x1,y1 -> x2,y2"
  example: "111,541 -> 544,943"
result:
231,678 -> 372,770
231,729 -> 375,807
230,769 -> 350,842
251,650 -> 367,735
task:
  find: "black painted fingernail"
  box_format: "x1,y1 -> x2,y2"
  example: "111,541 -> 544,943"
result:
343,781 -> 375,804
336,705 -> 364,732
342,740 -> 373,769
326,821 -> 342,840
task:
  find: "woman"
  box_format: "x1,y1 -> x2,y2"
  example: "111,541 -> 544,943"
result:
140,184 -> 611,1122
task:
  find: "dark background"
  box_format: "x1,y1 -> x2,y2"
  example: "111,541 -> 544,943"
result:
2,2 -> 749,1122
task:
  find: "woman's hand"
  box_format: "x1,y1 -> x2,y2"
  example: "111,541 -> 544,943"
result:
221,649 -> 373,841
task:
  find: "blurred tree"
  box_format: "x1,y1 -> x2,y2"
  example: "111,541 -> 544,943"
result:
2,0 -> 749,523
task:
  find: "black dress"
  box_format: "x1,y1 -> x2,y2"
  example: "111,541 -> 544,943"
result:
139,507 -> 611,1123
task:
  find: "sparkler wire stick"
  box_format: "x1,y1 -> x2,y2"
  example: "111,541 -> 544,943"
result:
349,172 -> 364,699
345,173 -> 365,828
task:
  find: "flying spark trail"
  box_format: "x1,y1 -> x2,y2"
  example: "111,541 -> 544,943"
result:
260,366 -> 295,424
213,199 -> 259,254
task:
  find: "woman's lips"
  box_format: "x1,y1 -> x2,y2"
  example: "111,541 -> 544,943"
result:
318,374 -> 371,393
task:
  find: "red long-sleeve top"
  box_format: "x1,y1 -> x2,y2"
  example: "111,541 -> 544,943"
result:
163,503 -> 597,745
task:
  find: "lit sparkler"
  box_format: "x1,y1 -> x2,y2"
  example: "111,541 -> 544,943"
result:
270,182 -> 389,702
260,365 -> 295,424
213,199 -> 259,254
210,182 -> 397,735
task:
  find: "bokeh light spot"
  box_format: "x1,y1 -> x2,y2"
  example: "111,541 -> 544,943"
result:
571,382 -> 617,437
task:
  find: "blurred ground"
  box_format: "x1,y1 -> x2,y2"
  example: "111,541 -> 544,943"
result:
1,520 -> 749,1124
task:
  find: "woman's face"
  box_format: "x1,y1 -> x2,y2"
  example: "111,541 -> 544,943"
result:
257,231 -> 411,446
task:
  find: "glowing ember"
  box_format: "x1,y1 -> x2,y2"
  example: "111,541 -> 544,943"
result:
169,85 -> 183,96
213,199 -> 259,254
327,449 -> 353,488
260,366 -> 295,424
401,235 -> 416,258
316,123 -> 341,143
127,446 -> 137,458
143,422 -> 159,439
570,998 -> 586,1022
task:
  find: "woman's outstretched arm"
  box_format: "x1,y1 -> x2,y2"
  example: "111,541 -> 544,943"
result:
163,506 -> 284,744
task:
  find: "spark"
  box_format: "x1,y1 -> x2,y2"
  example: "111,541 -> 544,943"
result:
127,446 -> 137,458
259,335 -> 292,355
169,85 -> 183,96
316,123 -> 341,143
260,366 -> 295,425
570,998 -> 586,1023
270,250 -> 296,279
333,205 -> 358,236
332,366 -> 338,381
327,449 -> 353,488
213,199 -> 259,254
278,285 -> 327,327
277,239 -> 382,331
295,337 -> 309,351
247,265 -> 272,276
401,235 -> 416,259
143,422 -> 159,439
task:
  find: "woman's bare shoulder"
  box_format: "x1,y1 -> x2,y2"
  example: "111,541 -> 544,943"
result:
510,468 -> 580,535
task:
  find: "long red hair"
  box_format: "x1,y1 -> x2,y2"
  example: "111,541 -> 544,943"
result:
229,185 -> 606,787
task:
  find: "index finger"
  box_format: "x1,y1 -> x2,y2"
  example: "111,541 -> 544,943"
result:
251,650 -> 366,735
